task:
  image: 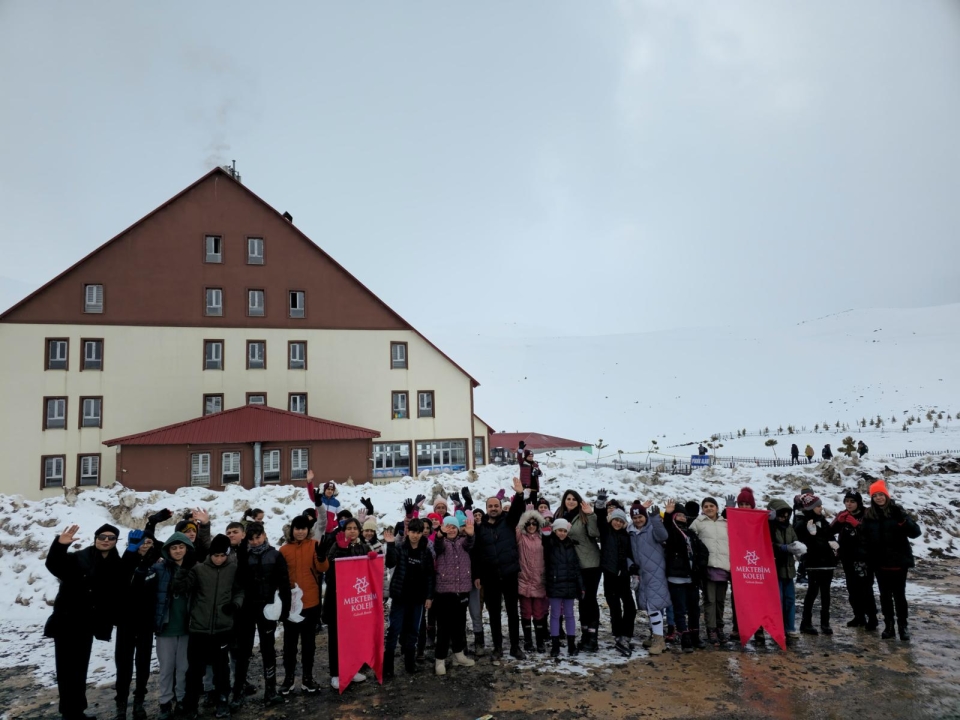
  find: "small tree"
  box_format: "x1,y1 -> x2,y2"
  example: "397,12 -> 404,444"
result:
938,412 -> 944,420
777,425 -> 783,435
594,439 -> 608,468
765,438 -> 779,459
787,425 -> 795,435
934,420 -> 940,430
838,436 -> 858,457
891,415 -> 897,423
835,420 -> 841,430
861,418 -> 867,428
902,423 -> 908,432
869,418 -> 875,427
764,426 -> 770,436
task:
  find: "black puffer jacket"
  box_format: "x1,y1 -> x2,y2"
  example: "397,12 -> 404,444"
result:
663,512 -> 708,580
321,538 -> 372,624
863,502 -> 921,570
596,510 -> 632,577
794,513 -> 838,569
830,508 -> 869,563
240,544 -> 291,619
542,534 -> 582,599
472,492 -> 524,580
386,535 -> 435,603
44,539 -> 124,641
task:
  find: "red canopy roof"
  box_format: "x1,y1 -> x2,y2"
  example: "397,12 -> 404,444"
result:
104,404 -> 380,446
489,432 -> 588,452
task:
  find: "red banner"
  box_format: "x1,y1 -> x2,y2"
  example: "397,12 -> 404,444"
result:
727,508 -> 786,650
335,554 -> 385,692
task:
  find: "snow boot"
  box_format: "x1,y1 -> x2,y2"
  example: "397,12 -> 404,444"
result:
157,702 -> 173,720
132,694 -> 146,720
567,636 -> 579,657
648,634 -> 666,655
302,676 -> 320,693
799,622 -> 818,635
473,631 -> 485,657
898,622 -> 911,641
451,651 -> 475,667
865,615 -> 879,631
404,648 -> 418,674
692,630 -> 707,650
215,696 -> 230,718
881,619 -> 896,640
435,659 -> 446,676
614,636 -> 633,657
383,650 -> 395,680
580,627 -> 599,653
522,620 -> 534,652
114,698 -> 128,720
263,675 -> 283,706
550,636 -> 561,658
534,620 -> 547,653
680,631 -> 694,654
509,644 -> 526,660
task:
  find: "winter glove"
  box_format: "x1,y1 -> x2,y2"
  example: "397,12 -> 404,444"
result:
845,514 -> 860,528
360,497 -> 375,515
496,489 -> 506,501
889,504 -> 904,522
806,519 -> 818,536
415,494 -> 427,508
450,491 -> 462,509
148,509 -> 173,525
787,541 -> 807,557
336,533 -> 349,549
650,505 -> 660,517
724,494 -> 736,508
828,541 -> 840,553
221,602 -> 238,617
403,498 -> 416,519
461,487 -> 474,510
315,541 -> 328,563
126,529 -> 145,553
518,441 -> 526,450
367,550 -> 379,559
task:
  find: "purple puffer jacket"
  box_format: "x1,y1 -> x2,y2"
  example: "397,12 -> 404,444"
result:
434,533 -> 475,594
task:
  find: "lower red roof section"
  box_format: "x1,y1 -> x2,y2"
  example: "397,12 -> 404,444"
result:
489,432 -> 588,451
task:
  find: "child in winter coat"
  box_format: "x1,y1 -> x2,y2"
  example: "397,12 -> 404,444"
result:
306,469 -> 340,539
627,501 -> 670,656
383,518 -> 436,677
663,501 -> 707,652
554,490 -> 602,653
517,509 -> 549,653
432,515 -> 477,675
794,493 -> 839,635
690,497 -> 731,646
543,518 -> 583,657
595,489 -> 636,656
768,500 -> 805,639
831,490 -> 878,630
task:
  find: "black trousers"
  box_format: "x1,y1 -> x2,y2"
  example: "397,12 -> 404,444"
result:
876,568 -> 909,624
802,569 -> 834,626
578,567 -> 602,630
841,559 -> 878,620
668,582 -> 700,633
434,592 -> 469,659
115,622 -> 154,703
604,572 -> 637,637
482,572 -> 520,650
327,610 -> 341,677
55,630 -> 94,718
185,632 -> 230,707
282,605 -> 318,678
234,610 -> 278,690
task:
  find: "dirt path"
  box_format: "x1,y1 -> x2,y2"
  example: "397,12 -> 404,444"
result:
6,560 -> 960,720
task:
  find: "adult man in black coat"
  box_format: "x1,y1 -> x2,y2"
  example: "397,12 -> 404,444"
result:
45,523 -> 125,720
472,477 -> 525,660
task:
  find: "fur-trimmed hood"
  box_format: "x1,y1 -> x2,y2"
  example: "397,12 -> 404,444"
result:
518,509 -> 547,530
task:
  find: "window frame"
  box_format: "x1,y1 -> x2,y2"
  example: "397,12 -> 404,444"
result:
203,394 -> 224,416
80,338 -> 104,371
290,448 -> 309,481
221,450 -> 242,486
390,341 -> 408,369
262,448 -> 281,483
414,439 -> 468,475
77,453 -> 102,487
247,288 -> 265,317
288,341 -> 307,370
83,283 -> 104,314
288,393 -> 308,415
288,290 -> 305,319
474,436 -> 486,466
79,396 -> 103,429
41,454 -> 66,490
246,340 -> 267,370
43,396 -> 68,430
204,234 -> 223,264
246,392 -> 267,405
205,287 -> 224,317
45,338 -> 69,371
247,236 -> 265,265
392,391 -> 409,420
417,390 -> 435,419
190,451 -> 213,486
203,340 -> 224,370
373,442 -> 413,478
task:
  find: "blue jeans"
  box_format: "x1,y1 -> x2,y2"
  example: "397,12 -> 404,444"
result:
779,578 -> 796,632
386,601 -> 424,654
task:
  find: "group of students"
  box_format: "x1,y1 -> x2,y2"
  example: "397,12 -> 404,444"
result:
45,452 -> 922,720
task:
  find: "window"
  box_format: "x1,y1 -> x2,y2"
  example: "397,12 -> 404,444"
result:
46,338 -> 68,370
84,284 -> 104,313
221,451 -> 241,485
288,341 -> 306,369
247,341 -> 266,369
391,342 -> 408,369
291,448 -> 309,480
474,437 -> 486,466
415,440 -> 467,475
190,452 -> 211,486
392,392 -> 408,419
82,339 -> 103,371
289,393 -> 307,414
248,289 -> 265,317
203,394 -> 223,415
78,455 -> 100,487
418,391 -> 434,418
42,455 -> 65,489
80,397 -> 102,428
205,235 -> 222,263
204,340 -> 223,370
246,393 -> 266,405
44,397 -> 67,430
248,237 -> 264,265
289,291 -> 304,318
373,443 -> 411,478
263,449 -> 281,483
205,288 -> 223,316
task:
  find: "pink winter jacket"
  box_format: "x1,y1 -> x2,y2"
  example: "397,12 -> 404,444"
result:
516,510 -> 547,598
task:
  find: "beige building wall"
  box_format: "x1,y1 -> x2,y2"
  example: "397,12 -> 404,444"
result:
0,324 -> 474,499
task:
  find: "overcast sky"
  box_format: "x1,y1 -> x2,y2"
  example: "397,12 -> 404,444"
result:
2,1 -> 958,338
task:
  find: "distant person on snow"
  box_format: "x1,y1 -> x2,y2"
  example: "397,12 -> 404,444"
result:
858,441 -> 869,458
517,441 -> 542,508
790,444 -> 800,465
822,444 -> 833,460
698,444 -> 707,456
804,445 -> 815,463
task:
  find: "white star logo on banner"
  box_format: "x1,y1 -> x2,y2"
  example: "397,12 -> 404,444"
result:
744,550 -> 759,566
353,576 -> 370,595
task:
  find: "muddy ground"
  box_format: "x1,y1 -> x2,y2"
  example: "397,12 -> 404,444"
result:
6,559 -> 960,720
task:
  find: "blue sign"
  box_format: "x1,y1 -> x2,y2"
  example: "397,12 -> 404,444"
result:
691,455 -> 711,468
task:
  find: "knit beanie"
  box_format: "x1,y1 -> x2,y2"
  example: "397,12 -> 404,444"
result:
684,501 -> 701,519
736,487 -> 756,509
869,479 -> 890,499
552,518 -> 571,532
94,523 -> 120,538
291,515 -> 312,531
175,520 -> 198,535
432,496 -> 448,509
844,489 -> 864,508
609,508 -> 628,524
629,501 -> 646,517
427,513 -> 442,526
323,481 -> 336,493
441,515 -> 460,528
209,534 -> 231,555
362,517 -> 378,532
701,497 -> 718,509
799,493 -> 822,512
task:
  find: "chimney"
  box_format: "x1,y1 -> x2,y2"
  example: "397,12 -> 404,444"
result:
221,160 -> 242,184
282,212 -> 293,223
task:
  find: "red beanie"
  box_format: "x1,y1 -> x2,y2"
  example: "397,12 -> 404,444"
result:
869,479 -> 890,499
736,487 -> 756,509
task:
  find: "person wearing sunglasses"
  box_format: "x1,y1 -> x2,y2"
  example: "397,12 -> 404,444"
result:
45,522 -> 125,720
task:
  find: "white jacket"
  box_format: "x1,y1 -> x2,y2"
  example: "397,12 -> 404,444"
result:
690,514 -> 730,571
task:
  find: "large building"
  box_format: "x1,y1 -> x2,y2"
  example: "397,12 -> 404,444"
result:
0,167 -> 492,499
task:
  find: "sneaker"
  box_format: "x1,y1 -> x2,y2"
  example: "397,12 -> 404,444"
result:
279,677 -> 295,696
614,637 -> 633,657
435,659 -> 446,676
215,699 -> 230,718
451,651 -> 475,667
302,677 -> 320,693
330,677 -> 340,690
491,647 -> 503,663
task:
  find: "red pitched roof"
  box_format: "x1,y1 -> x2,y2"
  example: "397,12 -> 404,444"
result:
1,167 -> 479,388
103,404 -> 380,446
489,432 -> 588,452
